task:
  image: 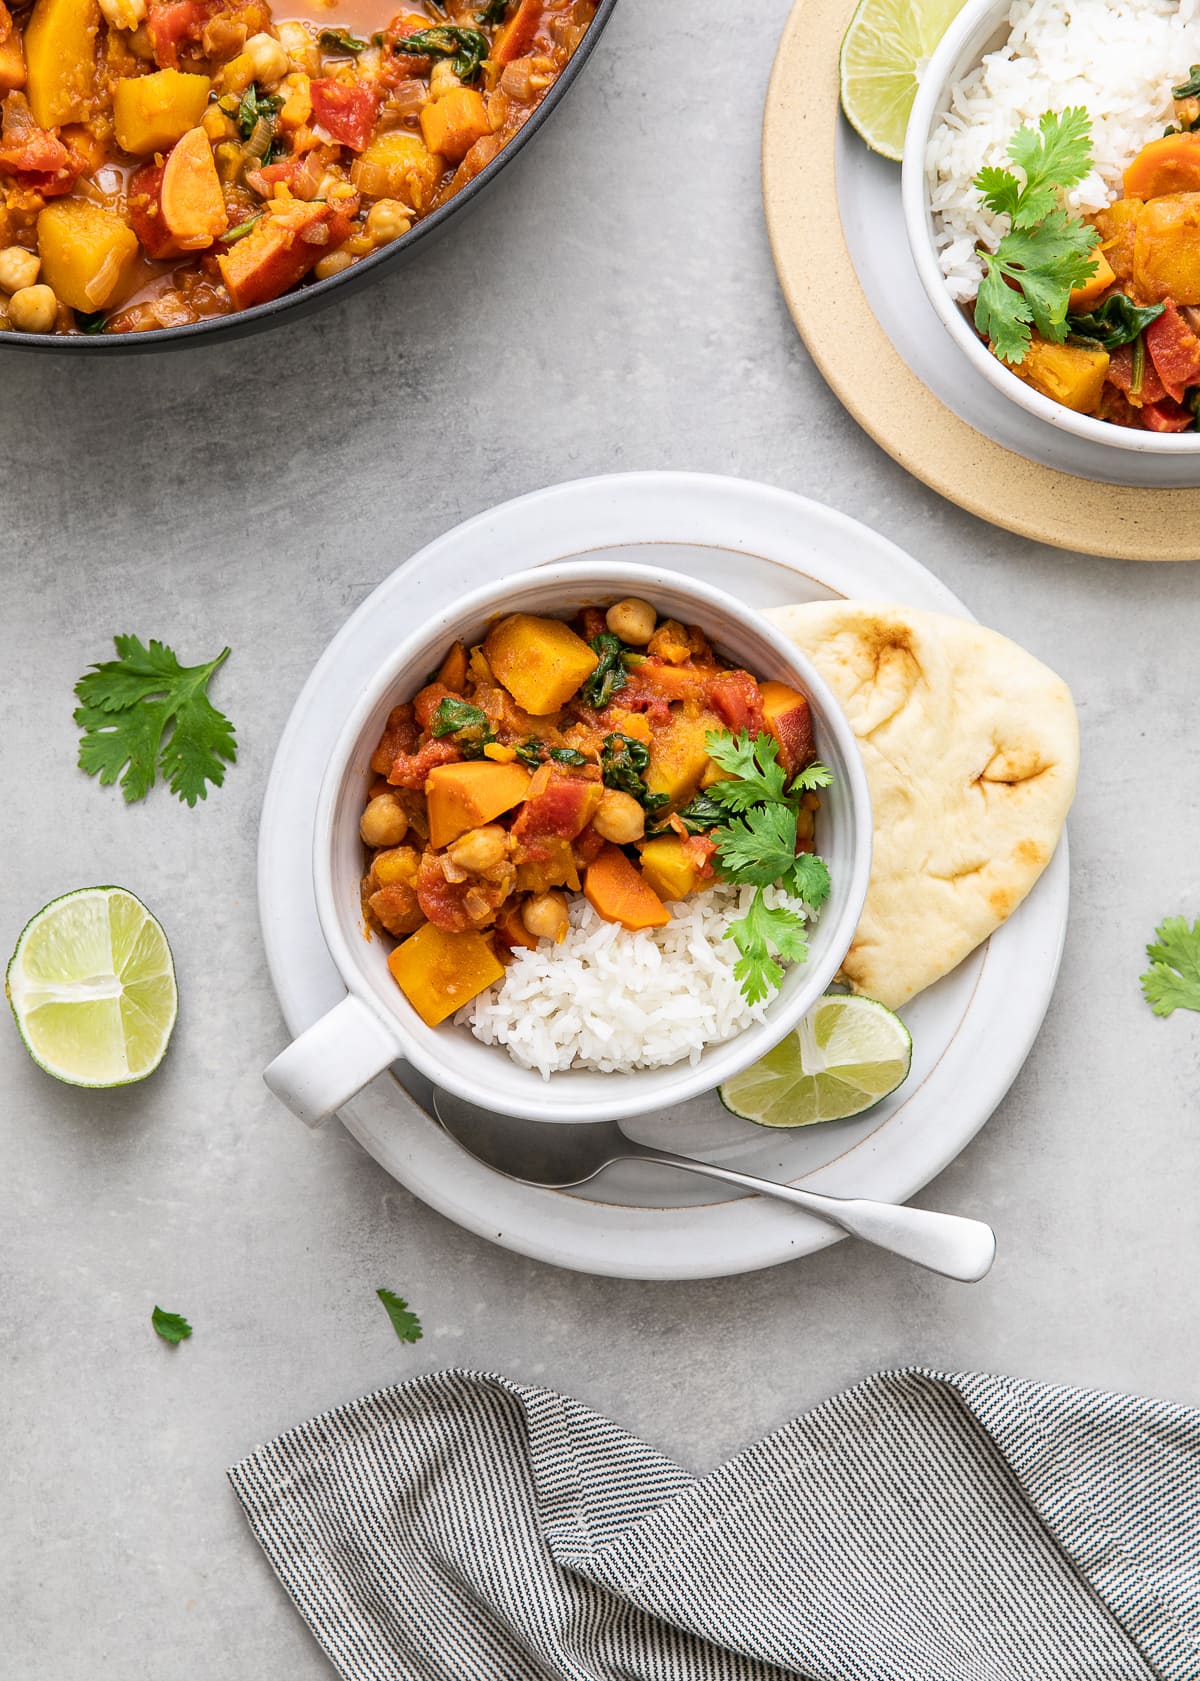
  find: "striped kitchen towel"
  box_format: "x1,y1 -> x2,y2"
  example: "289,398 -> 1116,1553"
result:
228,1367 -> 1200,1681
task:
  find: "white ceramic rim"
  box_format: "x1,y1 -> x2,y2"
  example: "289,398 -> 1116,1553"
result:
257,471 -> 1070,1279
901,0 -> 1200,457
308,559 -> 873,1124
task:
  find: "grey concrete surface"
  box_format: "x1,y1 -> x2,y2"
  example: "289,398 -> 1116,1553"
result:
4,1 -> 1200,1674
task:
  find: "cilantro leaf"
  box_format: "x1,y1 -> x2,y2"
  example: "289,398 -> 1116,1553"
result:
789,761 -> 833,793
152,1306 -> 192,1344
972,111 -> 1099,363
715,801 -> 797,886
785,850 -> 832,908
377,1288 -> 423,1343
704,730 -> 788,809
726,889 -> 811,1007
1140,916 -> 1200,1017
74,637 -> 236,806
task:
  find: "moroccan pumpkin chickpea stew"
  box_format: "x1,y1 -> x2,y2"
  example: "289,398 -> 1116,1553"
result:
359,598 -> 836,1077
0,0 -> 596,334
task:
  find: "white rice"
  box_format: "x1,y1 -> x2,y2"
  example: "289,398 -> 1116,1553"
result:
927,0 -> 1200,300
460,882 -> 812,1079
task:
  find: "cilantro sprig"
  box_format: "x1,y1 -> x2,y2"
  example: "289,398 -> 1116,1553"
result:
1140,916 -> 1200,1017
972,109 -> 1100,365
702,731 -> 833,1006
74,636 -> 237,806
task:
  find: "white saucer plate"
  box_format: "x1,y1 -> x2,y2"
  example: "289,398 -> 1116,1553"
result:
839,121 -> 1200,490
258,472 -> 1069,1280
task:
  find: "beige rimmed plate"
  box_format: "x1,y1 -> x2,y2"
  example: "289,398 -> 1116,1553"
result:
258,472 -> 1069,1279
762,0 -> 1200,560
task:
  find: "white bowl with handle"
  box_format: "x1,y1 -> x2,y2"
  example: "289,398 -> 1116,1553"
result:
262,559 -> 872,1127
901,0 -> 1200,461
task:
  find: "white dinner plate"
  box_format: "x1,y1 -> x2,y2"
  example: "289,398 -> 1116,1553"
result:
258,471 -> 1069,1280
839,121 -> 1200,490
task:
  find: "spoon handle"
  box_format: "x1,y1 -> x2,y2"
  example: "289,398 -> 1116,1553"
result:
632,1151 -> 996,1282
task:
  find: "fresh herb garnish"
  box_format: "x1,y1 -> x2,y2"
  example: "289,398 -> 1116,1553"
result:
702,731 -> 833,1006
76,310 -> 107,334
392,23 -> 489,80
318,26 -> 367,51
232,83 -> 283,139
1068,293 -> 1164,349
152,1306 -> 192,1345
74,636 -> 237,806
377,1288 -> 423,1342
579,632 -> 629,710
1140,915 -> 1200,1017
599,733 -> 667,811
972,109 -> 1101,364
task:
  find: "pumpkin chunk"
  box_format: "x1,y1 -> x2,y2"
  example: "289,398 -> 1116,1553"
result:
483,614 -> 599,715
425,760 -> 531,849
388,924 -> 503,1026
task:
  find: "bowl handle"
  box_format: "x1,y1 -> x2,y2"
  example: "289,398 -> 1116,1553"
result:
263,995 -> 399,1126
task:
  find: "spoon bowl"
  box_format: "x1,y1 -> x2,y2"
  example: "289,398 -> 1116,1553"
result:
432,1089 -> 997,1282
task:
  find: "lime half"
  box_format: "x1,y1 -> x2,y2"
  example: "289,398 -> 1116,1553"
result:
839,0 -> 967,161
720,995 -> 912,1128
6,887 -> 177,1087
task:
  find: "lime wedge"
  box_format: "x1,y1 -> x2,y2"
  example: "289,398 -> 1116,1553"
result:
839,0 -> 967,161
6,887 -> 177,1087
720,995 -> 912,1127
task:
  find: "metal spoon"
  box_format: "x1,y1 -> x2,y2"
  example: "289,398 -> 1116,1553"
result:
431,1090 -> 996,1282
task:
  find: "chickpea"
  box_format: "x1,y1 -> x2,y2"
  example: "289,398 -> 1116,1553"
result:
592,788 -> 645,844
522,890 -> 569,943
9,285 -> 58,334
243,31 -> 291,86
277,19 -> 319,73
605,597 -> 657,646
447,823 -> 507,874
429,59 -> 462,98
360,793 -> 409,849
98,0 -> 146,26
0,247 -> 40,294
365,199 -> 412,246
314,249 -> 355,281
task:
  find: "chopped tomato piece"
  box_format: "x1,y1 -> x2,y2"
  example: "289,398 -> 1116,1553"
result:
0,92 -> 83,195
146,0 -> 216,69
512,769 -> 602,860
1106,342 -> 1166,405
309,78 -> 380,151
387,738 -> 462,789
1144,300 -> 1200,401
379,11 -> 434,80
1141,397 -> 1194,431
706,669 -> 764,738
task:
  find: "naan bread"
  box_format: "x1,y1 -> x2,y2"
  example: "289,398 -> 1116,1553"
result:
767,601 -> 1078,1008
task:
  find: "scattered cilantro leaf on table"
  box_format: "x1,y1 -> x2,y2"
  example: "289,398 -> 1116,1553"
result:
377,1289 -> 423,1343
972,109 -> 1100,365
74,636 -> 237,806
1140,916 -> 1200,1017
152,1306 -> 192,1345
